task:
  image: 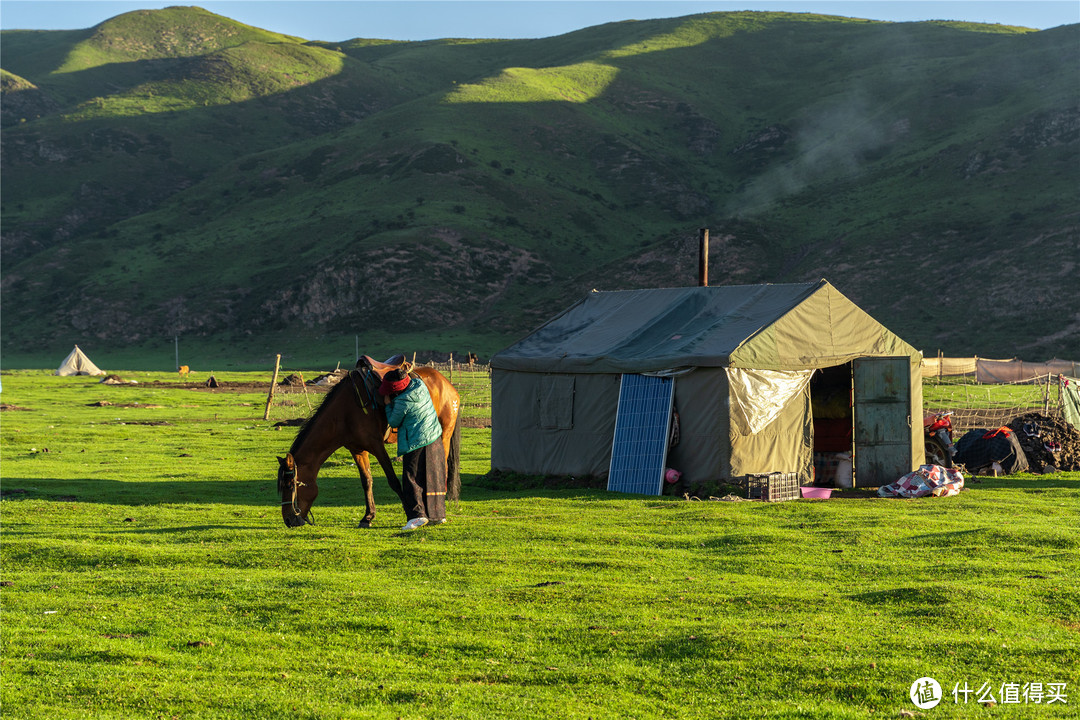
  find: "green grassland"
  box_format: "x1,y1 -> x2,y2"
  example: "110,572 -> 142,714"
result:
2,9 -> 1077,366
2,370 -> 1077,718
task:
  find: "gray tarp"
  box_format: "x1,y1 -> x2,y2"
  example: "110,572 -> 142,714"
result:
491,283 -> 820,374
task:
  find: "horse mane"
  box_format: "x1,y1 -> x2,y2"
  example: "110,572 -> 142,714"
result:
288,378 -> 352,456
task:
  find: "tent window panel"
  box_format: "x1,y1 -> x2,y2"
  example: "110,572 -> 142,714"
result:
538,376 -> 575,429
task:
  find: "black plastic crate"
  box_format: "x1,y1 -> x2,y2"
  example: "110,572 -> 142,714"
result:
744,472 -> 800,502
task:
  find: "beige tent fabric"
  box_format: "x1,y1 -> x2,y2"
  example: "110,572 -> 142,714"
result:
922,357 -> 978,377
731,282 -> 923,473
729,282 -> 917,370
730,382 -> 812,480
727,368 -> 814,435
55,345 -> 105,376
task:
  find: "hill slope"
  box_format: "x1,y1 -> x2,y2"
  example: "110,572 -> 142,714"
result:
2,8 -> 1077,362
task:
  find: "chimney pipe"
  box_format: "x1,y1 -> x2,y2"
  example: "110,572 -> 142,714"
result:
698,228 -> 709,287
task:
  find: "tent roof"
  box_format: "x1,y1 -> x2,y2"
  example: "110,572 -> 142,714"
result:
491,280 -> 920,373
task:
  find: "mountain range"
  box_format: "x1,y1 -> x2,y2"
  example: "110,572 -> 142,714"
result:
2,7 -> 1077,364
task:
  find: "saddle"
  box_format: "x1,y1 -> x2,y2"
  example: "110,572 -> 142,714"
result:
357,354 -> 413,380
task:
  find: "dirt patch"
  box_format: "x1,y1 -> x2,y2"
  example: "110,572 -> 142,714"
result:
143,380 -> 329,395
1006,412 -> 1080,472
0,404 -> 32,411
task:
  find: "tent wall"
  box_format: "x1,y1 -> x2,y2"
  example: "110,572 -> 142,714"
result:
907,357 -> 925,472
491,370 -> 620,477
492,368 -> 735,483
667,369 -> 731,483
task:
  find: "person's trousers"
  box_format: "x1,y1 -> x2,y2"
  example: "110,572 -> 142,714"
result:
399,440 -> 447,522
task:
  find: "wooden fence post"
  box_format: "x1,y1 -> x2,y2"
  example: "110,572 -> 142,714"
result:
299,371 -> 312,415
449,353 -> 454,383
264,354 -> 281,421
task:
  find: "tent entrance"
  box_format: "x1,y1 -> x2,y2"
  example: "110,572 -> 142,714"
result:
810,358 -> 915,487
811,363 -> 854,485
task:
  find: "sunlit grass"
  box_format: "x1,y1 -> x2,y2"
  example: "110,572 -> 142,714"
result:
1,371 -> 1077,718
444,62 -> 619,104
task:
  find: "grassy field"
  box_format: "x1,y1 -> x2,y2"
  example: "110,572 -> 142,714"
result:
1,370 -> 1078,719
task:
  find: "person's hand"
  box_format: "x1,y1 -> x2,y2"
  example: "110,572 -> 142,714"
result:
382,394 -> 390,404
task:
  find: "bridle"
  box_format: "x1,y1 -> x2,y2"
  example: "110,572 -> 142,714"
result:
279,463 -> 314,526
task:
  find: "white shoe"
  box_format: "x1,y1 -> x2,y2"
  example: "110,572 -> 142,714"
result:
402,517 -> 428,531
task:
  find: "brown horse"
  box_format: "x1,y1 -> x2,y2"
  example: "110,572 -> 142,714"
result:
277,362 -> 461,528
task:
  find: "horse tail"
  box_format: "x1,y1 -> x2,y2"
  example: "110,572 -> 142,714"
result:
448,413 -> 461,501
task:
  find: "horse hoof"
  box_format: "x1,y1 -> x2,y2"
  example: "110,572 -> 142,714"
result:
358,520 -> 372,529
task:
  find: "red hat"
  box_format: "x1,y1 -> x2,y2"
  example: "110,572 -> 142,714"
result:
379,368 -> 410,396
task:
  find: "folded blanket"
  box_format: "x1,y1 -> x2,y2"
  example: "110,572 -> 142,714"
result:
878,464 -> 965,498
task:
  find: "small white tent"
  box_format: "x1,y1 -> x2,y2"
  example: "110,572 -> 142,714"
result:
56,345 -> 105,376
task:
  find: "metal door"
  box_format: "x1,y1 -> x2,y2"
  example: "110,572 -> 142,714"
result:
853,357 -> 913,487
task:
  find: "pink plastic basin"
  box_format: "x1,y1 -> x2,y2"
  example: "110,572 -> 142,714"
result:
800,486 -> 833,499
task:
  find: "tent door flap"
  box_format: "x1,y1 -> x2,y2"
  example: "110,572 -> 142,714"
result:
853,357 -> 912,487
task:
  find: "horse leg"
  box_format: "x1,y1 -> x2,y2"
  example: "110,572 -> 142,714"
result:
352,451 -> 377,528
369,442 -> 405,501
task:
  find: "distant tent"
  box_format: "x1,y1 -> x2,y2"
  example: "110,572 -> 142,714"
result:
56,345 -> 105,376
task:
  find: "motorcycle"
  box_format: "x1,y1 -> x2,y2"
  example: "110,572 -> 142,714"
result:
924,411 -> 957,468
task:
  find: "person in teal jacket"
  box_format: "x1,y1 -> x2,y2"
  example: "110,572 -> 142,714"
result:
380,367 -> 447,530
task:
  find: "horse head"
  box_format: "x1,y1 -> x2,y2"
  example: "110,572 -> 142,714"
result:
278,452 -> 317,527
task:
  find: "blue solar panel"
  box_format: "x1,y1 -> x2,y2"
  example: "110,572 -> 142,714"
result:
607,374 -> 675,495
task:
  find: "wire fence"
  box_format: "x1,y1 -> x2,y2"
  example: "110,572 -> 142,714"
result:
264,361 -> 492,423
923,374 -> 1066,434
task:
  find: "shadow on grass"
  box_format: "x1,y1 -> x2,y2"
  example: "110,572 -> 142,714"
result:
5,470 -> 1074,509
0,474 -> 616,507
848,585 -> 953,615
0,476 -> 399,508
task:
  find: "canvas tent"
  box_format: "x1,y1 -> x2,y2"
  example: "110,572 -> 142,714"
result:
490,280 -> 923,490
56,345 -> 105,376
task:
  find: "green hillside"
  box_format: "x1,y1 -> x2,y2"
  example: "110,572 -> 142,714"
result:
2,8 -> 1077,366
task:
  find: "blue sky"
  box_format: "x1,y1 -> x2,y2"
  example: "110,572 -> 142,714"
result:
1,1 -> 1076,41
